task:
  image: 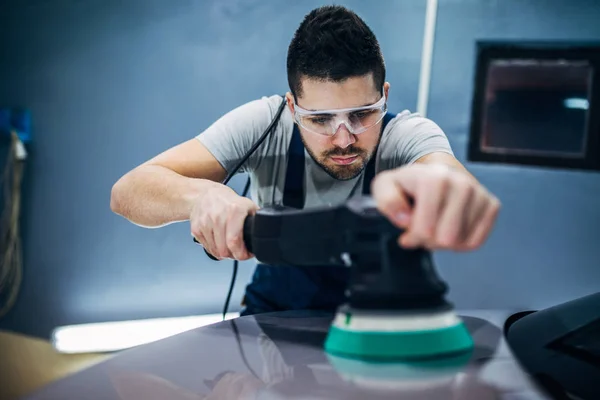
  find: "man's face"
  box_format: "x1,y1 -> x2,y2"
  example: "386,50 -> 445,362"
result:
286,74 -> 390,180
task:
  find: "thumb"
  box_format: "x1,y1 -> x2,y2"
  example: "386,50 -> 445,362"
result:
371,170 -> 414,228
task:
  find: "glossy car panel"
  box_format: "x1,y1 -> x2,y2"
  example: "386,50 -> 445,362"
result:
21,310 -> 551,400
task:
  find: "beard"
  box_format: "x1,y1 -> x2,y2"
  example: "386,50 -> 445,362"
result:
300,136 -> 373,181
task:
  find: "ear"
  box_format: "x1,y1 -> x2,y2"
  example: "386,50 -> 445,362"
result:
383,82 -> 390,99
285,92 -> 295,115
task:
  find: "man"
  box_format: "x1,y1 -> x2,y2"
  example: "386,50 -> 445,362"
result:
110,6 -> 500,315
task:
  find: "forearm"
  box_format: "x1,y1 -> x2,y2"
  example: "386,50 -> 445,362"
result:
414,152 -> 477,181
110,164 -> 220,227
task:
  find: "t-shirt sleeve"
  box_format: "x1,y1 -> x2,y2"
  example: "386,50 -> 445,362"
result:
195,95 -> 282,174
380,111 -> 454,168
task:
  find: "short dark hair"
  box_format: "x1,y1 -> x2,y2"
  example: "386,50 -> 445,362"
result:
287,5 -> 386,98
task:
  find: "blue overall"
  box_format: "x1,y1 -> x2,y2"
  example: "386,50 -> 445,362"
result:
240,112 -> 396,316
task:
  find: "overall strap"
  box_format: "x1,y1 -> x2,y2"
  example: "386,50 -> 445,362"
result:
282,123 -> 305,209
283,112 -> 396,208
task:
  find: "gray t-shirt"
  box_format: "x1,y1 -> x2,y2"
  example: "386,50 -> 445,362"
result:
196,94 -> 453,208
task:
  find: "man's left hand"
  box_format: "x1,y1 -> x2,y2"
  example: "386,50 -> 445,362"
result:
371,163 -> 500,251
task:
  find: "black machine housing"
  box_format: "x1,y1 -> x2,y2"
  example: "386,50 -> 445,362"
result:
243,196 -> 452,313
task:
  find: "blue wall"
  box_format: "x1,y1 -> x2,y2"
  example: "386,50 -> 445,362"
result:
0,0 -> 598,338
430,0 -> 600,311
0,0 -> 426,338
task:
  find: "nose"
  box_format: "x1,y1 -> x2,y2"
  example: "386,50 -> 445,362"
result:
330,123 -> 356,149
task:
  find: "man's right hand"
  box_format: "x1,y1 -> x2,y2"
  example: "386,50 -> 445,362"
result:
190,185 -> 258,261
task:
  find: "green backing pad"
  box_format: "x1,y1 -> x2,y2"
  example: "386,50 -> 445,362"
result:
324,321 -> 474,361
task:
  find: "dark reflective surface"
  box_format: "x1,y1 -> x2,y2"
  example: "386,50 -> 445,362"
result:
22,310 -> 551,400
506,292 -> 600,400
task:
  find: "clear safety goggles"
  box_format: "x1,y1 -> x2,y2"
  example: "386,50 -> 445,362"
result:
293,94 -> 387,136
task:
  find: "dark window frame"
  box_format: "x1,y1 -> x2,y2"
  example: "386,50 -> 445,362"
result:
467,41 -> 600,171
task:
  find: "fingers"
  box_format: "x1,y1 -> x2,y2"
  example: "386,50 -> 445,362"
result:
400,169 -> 450,248
428,175 -> 474,249
457,186 -> 492,250
225,203 -> 253,261
193,217 -> 223,260
212,211 -> 233,260
464,193 -> 500,250
191,195 -> 257,261
371,170 -> 413,228
192,214 -> 214,255
372,164 -> 501,252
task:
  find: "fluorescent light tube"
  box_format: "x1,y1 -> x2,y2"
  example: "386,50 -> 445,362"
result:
563,98 -> 589,110
51,313 -> 239,354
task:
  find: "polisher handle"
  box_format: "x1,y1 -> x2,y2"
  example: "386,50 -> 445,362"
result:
194,214 -> 255,260
243,214 -> 254,255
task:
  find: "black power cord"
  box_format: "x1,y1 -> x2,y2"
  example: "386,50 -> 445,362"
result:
222,177 -> 251,320
195,97 -> 287,321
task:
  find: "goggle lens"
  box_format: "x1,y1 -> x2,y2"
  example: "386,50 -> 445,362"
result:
294,94 -> 387,136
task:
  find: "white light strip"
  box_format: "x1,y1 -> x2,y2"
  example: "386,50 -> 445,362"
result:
417,0 -> 439,117
564,98 -> 589,110
51,313 -> 239,354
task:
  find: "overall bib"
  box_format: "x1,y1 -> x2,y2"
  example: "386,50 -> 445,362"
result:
240,112 -> 396,316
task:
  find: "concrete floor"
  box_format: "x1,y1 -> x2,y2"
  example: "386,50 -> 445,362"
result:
0,330 -> 110,400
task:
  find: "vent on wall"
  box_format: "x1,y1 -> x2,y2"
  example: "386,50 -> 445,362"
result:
468,41 -> 600,171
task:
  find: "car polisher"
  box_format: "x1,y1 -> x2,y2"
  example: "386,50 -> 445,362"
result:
241,195 -> 474,361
